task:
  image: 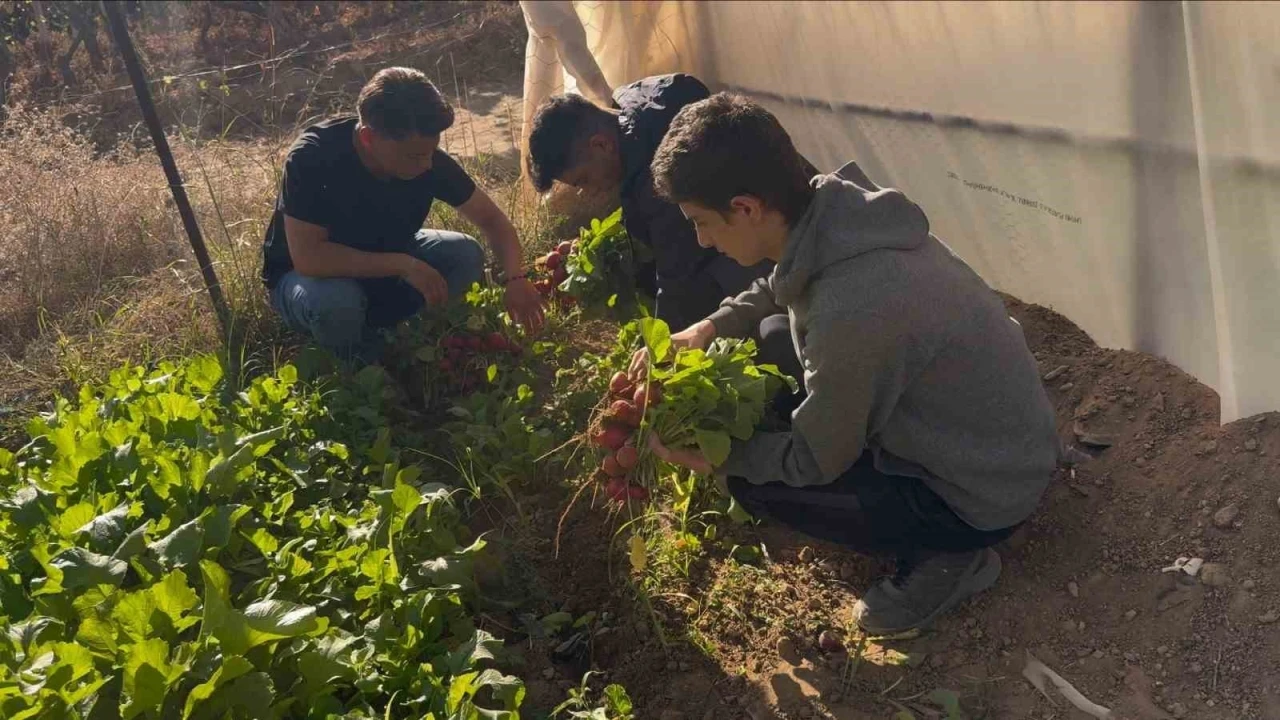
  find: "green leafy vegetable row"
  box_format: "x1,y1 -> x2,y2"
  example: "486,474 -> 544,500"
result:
0,353 -> 524,719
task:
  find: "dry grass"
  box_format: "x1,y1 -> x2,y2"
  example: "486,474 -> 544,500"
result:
0,102 -> 285,432
0,101 -> 292,350
0,102 -> 195,352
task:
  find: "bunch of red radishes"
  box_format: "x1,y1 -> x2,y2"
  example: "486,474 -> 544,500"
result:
590,370 -> 664,503
436,331 -> 521,391
533,240 -> 578,304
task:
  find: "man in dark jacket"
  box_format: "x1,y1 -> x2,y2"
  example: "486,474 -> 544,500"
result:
526,75 -> 804,382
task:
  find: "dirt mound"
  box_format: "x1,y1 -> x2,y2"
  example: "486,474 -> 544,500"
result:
490,297 -> 1280,719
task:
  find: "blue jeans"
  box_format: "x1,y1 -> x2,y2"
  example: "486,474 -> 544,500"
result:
270,229 -> 485,360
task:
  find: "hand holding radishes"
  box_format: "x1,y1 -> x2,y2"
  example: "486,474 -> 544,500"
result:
646,432 -> 713,475
628,318 -> 717,380
586,318 -> 794,506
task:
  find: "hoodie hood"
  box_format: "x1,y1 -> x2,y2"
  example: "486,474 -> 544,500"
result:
773,161 -> 931,306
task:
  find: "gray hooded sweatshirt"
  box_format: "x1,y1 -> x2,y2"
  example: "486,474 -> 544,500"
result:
709,162 -> 1058,531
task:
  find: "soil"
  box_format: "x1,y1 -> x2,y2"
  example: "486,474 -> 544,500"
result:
477,296 -> 1280,720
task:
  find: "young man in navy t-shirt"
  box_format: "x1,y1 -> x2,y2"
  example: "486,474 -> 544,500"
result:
262,67 -> 543,360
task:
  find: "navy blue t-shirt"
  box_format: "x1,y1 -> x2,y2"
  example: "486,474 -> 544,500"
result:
261,116 -> 476,287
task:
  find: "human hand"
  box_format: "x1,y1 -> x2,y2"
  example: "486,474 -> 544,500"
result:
628,318 -> 718,380
504,276 -> 546,332
399,256 -> 448,306
646,432 -> 714,475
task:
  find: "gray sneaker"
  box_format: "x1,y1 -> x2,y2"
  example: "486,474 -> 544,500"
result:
854,548 -> 1002,635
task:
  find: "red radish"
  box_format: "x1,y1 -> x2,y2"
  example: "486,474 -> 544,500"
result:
552,265 -> 568,283
627,484 -> 649,501
601,454 -> 626,477
609,372 -> 632,396
465,336 -> 483,351
818,630 -> 843,653
443,336 -> 463,350
447,348 -> 464,362
605,478 -> 629,503
485,332 -> 507,352
615,445 -> 639,470
507,342 -> 523,356
633,382 -> 663,408
609,400 -> 642,427
592,425 -> 630,451
439,359 -> 453,373
557,240 -> 573,256
545,252 -> 563,270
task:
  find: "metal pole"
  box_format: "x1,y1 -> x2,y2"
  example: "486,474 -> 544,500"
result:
100,1 -> 231,335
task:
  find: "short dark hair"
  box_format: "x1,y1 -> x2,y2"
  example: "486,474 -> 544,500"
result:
651,93 -> 813,223
526,93 -> 615,192
357,67 -> 454,140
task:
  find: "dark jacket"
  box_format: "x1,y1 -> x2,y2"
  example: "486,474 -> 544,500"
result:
614,74 -> 773,330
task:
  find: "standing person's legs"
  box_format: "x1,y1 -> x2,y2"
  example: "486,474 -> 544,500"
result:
361,229 -> 487,329
726,453 -> 1016,634
271,272 -> 374,360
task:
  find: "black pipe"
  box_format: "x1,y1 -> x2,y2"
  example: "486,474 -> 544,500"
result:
101,1 -> 230,335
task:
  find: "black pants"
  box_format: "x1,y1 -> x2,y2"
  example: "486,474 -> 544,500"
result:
757,313 -> 804,414
727,452 -> 1017,562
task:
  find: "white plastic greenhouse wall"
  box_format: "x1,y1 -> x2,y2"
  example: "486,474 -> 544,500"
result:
520,0 -> 1280,423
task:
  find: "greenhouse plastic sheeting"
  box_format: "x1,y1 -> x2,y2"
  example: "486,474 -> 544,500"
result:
520,1 -> 1280,423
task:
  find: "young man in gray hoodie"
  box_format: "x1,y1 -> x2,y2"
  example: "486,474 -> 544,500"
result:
638,94 -> 1060,634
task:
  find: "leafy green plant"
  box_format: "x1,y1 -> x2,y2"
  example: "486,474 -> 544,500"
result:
428,380 -> 558,506
0,355 -> 524,719
550,672 -> 635,720
587,318 -> 795,502
387,285 -> 579,503
555,210 -> 652,321
388,283 -> 531,409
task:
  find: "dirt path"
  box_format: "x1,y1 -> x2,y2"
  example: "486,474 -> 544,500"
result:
440,78 -> 525,173
480,296 -> 1280,720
